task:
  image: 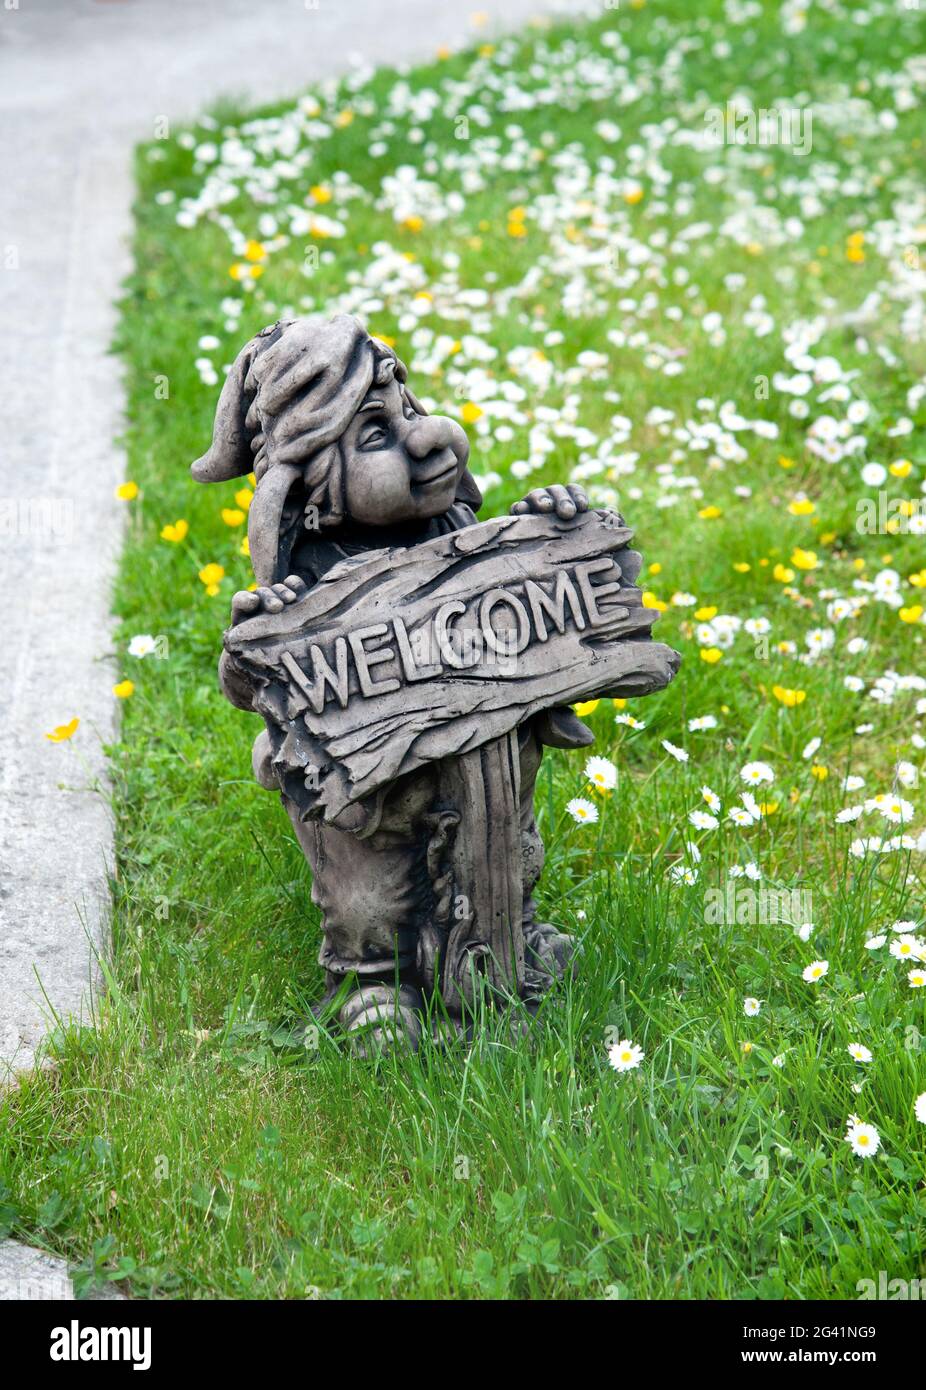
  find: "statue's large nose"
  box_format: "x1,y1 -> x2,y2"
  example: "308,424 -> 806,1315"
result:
406,413 -> 465,460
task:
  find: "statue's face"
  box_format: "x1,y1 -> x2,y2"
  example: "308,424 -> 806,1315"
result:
339,374 -> 470,527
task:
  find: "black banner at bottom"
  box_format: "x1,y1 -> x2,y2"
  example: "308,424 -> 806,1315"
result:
0,1296 -> 917,1376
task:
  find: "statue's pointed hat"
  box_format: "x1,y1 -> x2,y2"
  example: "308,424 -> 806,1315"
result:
191,315 -> 481,583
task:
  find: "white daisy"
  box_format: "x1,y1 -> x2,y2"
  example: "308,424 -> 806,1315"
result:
740,761 -> 774,786
845,1119 -> 880,1158
584,755 -> 617,792
848,1043 -> 872,1063
615,713 -> 646,729
607,1039 -> 644,1072
890,935 -> 923,960
803,959 -> 829,983
743,997 -> 761,1017
566,797 -> 599,825
128,633 -> 158,659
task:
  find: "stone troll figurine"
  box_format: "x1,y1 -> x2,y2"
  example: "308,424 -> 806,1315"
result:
192,315 -> 678,1052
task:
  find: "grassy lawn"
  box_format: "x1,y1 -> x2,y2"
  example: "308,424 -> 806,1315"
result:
4,0 -> 926,1299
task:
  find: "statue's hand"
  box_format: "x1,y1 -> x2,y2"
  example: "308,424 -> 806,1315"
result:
509,484 -> 589,520
230,574 -> 309,625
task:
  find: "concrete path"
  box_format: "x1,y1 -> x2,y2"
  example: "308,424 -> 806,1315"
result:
0,1240 -> 125,1300
0,0 -> 564,1296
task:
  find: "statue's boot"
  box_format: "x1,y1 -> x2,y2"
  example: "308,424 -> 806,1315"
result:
523,919 -> 578,989
339,982 -> 424,1057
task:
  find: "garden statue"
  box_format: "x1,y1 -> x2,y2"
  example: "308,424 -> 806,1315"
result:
192,315 -> 679,1052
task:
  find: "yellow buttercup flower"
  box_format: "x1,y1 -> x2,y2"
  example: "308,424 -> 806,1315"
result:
698,505 -> 722,520
461,402 -> 483,424
574,699 -> 600,717
244,240 -> 266,263
733,561 -> 751,573
160,519 -> 189,543
309,185 -> 332,204
199,563 -> 225,597
700,648 -> 723,665
889,459 -> 912,478
642,591 -> 668,613
221,507 -> 246,528
788,498 -> 816,516
115,481 -> 139,501
773,563 -> 795,583
45,717 -> 79,743
772,685 -> 806,708
790,547 -> 819,571
113,680 -> 135,699
811,764 -> 828,780
899,605 -> 923,624
694,606 -> 717,621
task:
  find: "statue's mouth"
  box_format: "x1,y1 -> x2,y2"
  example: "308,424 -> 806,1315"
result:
413,451 -> 459,490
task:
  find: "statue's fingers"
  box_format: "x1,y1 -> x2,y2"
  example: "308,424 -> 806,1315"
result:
282,574 -> 308,598
509,499 -> 529,515
256,585 -> 284,612
231,589 -> 261,623
272,582 -> 298,604
547,484 -> 577,518
567,484 -> 589,511
528,488 -> 554,511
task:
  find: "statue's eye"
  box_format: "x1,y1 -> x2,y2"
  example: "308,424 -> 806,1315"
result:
360,423 -> 388,449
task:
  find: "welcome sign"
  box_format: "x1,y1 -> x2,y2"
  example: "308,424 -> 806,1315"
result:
224,510 -> 679,824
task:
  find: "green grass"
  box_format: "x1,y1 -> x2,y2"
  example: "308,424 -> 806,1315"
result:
3,0 -> 926,1299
